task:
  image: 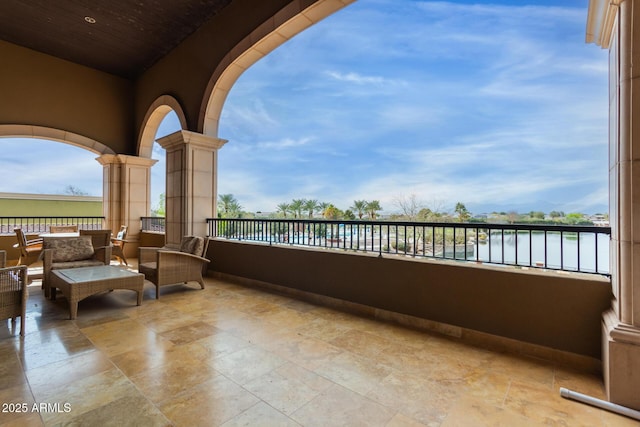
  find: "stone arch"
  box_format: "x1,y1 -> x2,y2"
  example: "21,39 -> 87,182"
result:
0,124 -> 115,155
200,0 -> 355,137
138,95 -> 187,158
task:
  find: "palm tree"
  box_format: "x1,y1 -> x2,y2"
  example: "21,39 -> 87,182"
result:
318,202 -> 330,215
323,204 -> 341,220
304,199 -> 319,218
290,199 -> 306,218
350,200 -> 367,220
365,200 -> 382,220
218,194 -> 242,218
276,202 -> 290,218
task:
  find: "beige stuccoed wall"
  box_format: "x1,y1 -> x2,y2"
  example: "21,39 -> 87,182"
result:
207,239 -> 612,362
0,40 -> 134,153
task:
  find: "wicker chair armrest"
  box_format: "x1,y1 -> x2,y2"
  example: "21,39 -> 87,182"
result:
93,246 -> 112,264
42,248 -> 53,268
157,250 -> 210,266
138,247 -> 160,264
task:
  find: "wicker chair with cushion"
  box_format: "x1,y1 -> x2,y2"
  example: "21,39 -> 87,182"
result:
13,228 -> 43,266
79,229 -> 112,251
138,236 -> 210,299
42,236 -> 111,298
0,250 -> 28,337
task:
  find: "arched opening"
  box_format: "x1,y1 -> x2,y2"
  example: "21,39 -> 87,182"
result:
0,126 -> 113,197
200,0 -> 354,137
138,96 -> 186,217
213,1 -> 608,221
150,111 -> 181,216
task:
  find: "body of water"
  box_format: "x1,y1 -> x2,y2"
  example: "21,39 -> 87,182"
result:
473,230 -> 609,274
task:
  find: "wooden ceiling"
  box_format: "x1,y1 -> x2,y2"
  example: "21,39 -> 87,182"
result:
0,0 -> 233,79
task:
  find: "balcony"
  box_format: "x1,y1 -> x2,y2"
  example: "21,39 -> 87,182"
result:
0,262 -> 632,426
0,213 -> 630,424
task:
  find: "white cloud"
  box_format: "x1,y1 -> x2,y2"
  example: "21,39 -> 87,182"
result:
325,71 -> 404,86
257,137 -> 313,150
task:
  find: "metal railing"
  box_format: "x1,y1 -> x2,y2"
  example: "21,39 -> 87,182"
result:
141,216 -> 166,232
0,216 -> 105,234
208,218 -> 611,276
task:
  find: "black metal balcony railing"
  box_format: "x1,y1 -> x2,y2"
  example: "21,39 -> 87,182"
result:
0,216 -> 105,234
207,218 -> 611,276
141,216 -> 166,232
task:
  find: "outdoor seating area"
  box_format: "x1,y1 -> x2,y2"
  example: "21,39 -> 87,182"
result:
42,235 -> 111,298
138,236 -> 210,299
0,266 -> 634,426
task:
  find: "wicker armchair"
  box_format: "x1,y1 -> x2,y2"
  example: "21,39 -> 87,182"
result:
79,229 -> 112,250
0,250 -> 28,337
138,236 -> 210,299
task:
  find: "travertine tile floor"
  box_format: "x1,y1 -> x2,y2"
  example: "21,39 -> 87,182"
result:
0,263 -> 636,426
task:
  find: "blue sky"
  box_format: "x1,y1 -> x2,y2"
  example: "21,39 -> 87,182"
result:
0,0 -> 609,216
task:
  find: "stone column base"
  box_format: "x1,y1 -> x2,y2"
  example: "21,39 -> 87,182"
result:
602,309 -> 640,410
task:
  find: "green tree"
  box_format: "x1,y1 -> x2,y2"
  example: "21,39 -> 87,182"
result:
529,211 -> 545,220
350,200 -> 367,219
565,212 -> 586,224
454,202 -> 470,222
289,199 -> 306,218
218,194 -> 242,218
276,202 -> 290,218
365,200 -> 382,220
323,204 -> 342,220
550,210 -> 564,219
152,193 -> 165,217
417,208 -> 433,222
304,199 -> 319,218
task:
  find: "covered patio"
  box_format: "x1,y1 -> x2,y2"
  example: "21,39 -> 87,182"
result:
0,269 -> 632,426
1,0 -> 640,423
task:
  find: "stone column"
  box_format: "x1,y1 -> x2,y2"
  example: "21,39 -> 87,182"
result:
97,154 -> 158,256
156,130 -> 227,248
594,0 -> 640,411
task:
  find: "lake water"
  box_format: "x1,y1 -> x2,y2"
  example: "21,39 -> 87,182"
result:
473,231 -> 609,274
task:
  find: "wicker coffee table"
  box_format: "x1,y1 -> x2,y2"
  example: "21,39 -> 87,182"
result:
50,265 -> 144,319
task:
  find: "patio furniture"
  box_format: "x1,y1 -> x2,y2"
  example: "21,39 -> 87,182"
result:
49,225 -> 78,233
50,265 -> 144,319
0,250 -> 28,336
80,229 -> 112,251
138,236 -> 210,299
42,236 -> 111,298
13,228 -> 43,266
111,225 -> 128,265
